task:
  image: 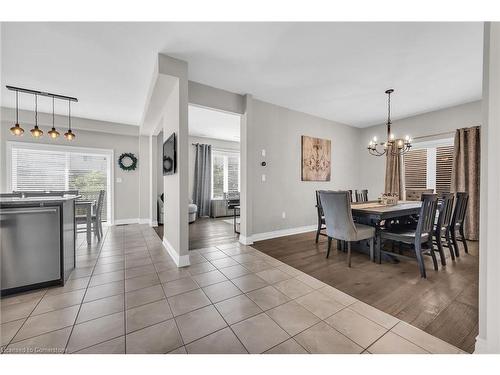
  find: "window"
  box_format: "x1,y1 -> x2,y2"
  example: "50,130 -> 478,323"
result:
211,149 -> 240,199
403,139 -> 454,197
8,142 -> 113,222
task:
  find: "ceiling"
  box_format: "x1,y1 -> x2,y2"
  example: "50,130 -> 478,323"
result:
189,105 -> 240,142
1,22 -> 483,128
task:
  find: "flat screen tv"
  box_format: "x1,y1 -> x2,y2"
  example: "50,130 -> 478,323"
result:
163,132 -> 176,175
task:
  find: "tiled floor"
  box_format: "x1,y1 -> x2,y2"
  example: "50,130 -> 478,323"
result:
0,224 -> 467,354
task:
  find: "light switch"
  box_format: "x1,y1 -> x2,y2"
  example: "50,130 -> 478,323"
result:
116,177 -> 122,183
261,149 -> 266,157
261,174 -> 266,182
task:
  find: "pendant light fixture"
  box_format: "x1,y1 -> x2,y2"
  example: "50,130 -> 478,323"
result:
10,90 -> 25,136
64,100 -> 75,141
48,97 -> 60,139
30,94 -> 43,138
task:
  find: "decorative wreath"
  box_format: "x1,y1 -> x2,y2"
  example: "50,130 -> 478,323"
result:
118,153 -> 138,171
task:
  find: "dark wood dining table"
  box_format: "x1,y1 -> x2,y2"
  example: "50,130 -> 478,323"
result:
351,201 -> 422,261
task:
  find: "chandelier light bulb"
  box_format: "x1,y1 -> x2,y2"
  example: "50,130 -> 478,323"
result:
389,133 -> 395,141
373,136 -> 377,142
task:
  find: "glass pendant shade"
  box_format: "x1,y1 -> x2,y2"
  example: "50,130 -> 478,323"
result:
30,125 -> 43,138
64,129 -> 75,141
10,91 -> 24,136
48,127 -> 60,138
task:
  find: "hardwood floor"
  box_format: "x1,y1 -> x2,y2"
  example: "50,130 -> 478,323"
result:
252,231 -> 479,353
154,217 -> 239,250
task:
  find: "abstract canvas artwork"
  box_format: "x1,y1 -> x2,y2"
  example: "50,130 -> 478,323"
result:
301,135 -> 331,181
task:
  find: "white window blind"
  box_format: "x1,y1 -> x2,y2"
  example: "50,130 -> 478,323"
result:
10,143 -> 111,221
436,145 -> 454,193
211,149 -> 240,199
404,149 -> 428,190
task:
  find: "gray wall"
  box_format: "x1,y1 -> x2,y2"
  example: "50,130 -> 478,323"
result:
0,111 -> 141,222
250,99 -> 362,236
358,100 -> 482,196
188,136 -> 240,201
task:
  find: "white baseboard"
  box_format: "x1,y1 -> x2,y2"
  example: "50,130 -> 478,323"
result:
473,336 -> 492,353
150,220 -> 158,227
251,225 -> 317,242
162,237 -> 190,267
113,218 -> 140,225
238,234 -> 254,245
138,219 -> 149,225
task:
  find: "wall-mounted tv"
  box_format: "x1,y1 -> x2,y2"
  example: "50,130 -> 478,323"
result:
163,132 -> 176,175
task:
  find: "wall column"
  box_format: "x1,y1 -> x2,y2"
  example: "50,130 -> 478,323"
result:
239,94 -> 254,245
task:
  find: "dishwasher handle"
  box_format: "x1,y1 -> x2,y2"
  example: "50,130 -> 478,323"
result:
1,208 -> 59,215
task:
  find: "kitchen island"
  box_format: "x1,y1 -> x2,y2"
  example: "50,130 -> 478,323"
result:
0,195 -> 78,296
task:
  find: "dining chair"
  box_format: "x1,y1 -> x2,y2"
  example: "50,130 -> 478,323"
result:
380,193 -> 439,278
315,190 -> 327,243
450,192 -> 469,257
76,190 -> 106,241
433,192 -> 455,265
355,189 -> 368,203
405,189 -> 434,201
348,190 -> 353,202
319,191 -> 375,267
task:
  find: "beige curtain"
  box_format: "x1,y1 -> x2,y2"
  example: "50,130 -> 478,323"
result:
384,144 -> 403,198
451,126 -> 480,240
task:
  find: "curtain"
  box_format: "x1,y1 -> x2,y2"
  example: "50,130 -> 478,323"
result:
385,144 -> 403,198
193,144 -> 212,217
451,126 -> 480,240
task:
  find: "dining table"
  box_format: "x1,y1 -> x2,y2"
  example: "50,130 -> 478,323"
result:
350,200 -> 422,262
75,199 -> 96,244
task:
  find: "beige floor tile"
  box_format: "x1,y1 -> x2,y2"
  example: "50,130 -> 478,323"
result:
126,299 -> 173,333
163,277 -> 199,297
391,321 -> 464,354
84,281 -> 124,303
97,255 -> 124,265
255,268 -> 292,284
6,327 -> 71,354
127,319 -> 183,354
0,319 -> 25,346
219,264 -> 251,279
66,312 -> 125,353
202,280 -> 242,303
167,289 -> 211,317
210,257 -> 239,269
317,285 -> 357,306
294,273 -> 327,289
125,257 -> 153,269
202,250 -> 229,261
186,262 -> 216,275
295,322 -> 363,354
125,285 -> 166,309
168,345 -> 187,354
75,336 -> 125,354
186,327 -> 247,354
219,247 -> 246,257
240,260 -> 275,273
215,294 -> 263,325
188,253 -> 207,265
266,301 -> 320,336
325,308 -> 388,348
216,242 -> 241,250
154,260 -> 178,273
295,291 -> 345,319
191,270 -> 228,287
32,289 -> 85,316
45,277 -> 90,296
367,332 -> 428,354
13,305 -> 79,342
246,286 -> 290,310
195,246 -> 220,254
68,266 -> 94,280
232,253 -> 260,264
231,274 -> 269,293
231,313 -> 289,353
265,338 -> 308,354
124,251 -> 150,261
93,262 -> 125,275
124,264 -> 157,279
0,289 -> 46,308
175,305 -> 227,344
76,294 -> 125,324
276,264 -> 303,277
274,278 -> 314,299
157,267 -> 191,283
1,299 -> 39,323
349,301 -> 400,329
124,273 -> 160,293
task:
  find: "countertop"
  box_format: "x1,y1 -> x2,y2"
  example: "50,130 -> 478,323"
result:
0,195 -> 81,206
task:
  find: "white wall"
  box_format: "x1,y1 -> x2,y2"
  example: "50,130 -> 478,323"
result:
249,99 -> 362,237
0,110 -> 141,222
188,136 -> 240,201
358,100 -> 482,197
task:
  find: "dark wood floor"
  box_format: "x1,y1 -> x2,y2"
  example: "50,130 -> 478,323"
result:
154,217 -> 239,250
252,232 -> 479,353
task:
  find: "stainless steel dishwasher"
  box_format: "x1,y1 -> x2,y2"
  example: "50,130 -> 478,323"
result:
1,206 -> 61,291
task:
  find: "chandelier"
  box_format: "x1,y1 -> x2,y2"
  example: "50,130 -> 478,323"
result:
7,85 -> 77,141
367,89 -> 412,156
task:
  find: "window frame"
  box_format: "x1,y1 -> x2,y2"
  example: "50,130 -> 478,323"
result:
7,141 -> 115,224
210,148 -> 240,200
403,137 -> 454,197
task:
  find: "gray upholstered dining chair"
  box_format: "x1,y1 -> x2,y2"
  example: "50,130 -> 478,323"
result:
319,191 -> 375,267
355,189 -> 368,202
76,189 -> 106,241
380,193 -> 439,278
